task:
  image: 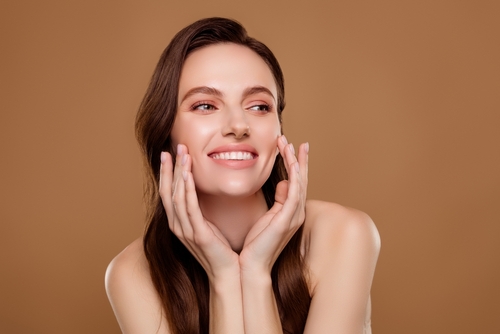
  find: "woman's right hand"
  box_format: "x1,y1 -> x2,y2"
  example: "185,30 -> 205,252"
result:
159,144 -> 240,282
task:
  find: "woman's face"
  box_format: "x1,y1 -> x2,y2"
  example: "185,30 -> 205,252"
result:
171,43 -> 281,198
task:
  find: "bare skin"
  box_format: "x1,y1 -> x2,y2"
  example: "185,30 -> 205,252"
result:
105,201 -> 379,334
105,44 -> 380,334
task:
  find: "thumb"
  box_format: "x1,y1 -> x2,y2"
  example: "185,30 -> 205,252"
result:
275,180 -> 289,205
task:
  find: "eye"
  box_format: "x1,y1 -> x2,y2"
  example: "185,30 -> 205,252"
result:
191,102 -> 217,113
248,104 -> 271,113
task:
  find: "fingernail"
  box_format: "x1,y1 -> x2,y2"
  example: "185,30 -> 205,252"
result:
177,144 -> 183,155
182,170 -> 188,181
294,162 -> 300,173
289,144 -> 295,155
160,152 -> 166,164
181,154 -> 187,166
281,135 -> 288,145
305,142 -> 309,153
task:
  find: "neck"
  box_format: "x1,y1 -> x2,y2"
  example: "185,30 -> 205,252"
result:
197,190 -> 268,253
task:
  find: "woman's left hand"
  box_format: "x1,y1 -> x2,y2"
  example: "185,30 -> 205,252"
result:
239,135 -> 309,275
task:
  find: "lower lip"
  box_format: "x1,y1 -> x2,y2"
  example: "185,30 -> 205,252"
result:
209,156 -> 258,169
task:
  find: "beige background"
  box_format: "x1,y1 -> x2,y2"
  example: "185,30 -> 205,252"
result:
1,1 -> 499,333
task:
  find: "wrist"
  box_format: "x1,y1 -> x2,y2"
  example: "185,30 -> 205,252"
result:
239,250 -> 273,278
240,266 -> 272,288
209,266 -> 241,294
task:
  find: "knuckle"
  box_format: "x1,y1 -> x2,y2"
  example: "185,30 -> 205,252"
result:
172,189 -> 182,203
193,233 -> 209,247
186,206 -> 194,219
172,197 -> 180,210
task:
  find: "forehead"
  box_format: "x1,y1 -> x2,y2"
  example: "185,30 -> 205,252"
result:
178,43 -> 277,101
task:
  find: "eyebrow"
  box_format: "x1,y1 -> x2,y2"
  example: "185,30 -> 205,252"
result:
180,85 -> 276,103
243,86 -> 276,103
181,86 -> 223,103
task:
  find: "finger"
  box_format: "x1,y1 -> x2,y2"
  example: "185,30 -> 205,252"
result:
275,135 -> 301,217
172,144 -> 187,192
297,142 -> 309,205
171,163 -> 194,238
280,144 -> 302,222
297,143 -> 309,186
159,152 -> 174,222
170,144 -> 189,229
277,135 -> 298,176
277,134 -> 288,155
281,158 -> 300,214
184,170 -> 213,245
274,180 -> 289,205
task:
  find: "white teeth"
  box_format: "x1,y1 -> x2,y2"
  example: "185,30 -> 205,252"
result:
211,152 -> 254,160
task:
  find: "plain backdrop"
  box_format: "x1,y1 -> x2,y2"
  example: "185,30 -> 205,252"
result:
1,1 -> 499,333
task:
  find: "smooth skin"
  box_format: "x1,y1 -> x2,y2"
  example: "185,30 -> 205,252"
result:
105,44 -> 380,334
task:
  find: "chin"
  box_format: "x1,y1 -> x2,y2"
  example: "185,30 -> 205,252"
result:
195,176 -> 267,199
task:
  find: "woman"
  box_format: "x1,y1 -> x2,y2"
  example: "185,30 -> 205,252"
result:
105,17 -> 380,334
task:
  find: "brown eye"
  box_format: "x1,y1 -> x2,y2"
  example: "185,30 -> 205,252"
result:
249,104 -> 270,113
191,102 -> 217,113
194,103 -> 215,110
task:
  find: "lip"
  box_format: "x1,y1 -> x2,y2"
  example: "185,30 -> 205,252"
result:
207,144 -> 258,169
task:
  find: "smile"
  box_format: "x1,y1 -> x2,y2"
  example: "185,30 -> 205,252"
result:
210,152 -> 255,160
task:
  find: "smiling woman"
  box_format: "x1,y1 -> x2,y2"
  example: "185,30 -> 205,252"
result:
174,43 -> 280,202
105,17 -> 380,334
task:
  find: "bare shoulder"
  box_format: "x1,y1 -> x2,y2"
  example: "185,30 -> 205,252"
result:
302,200 -> 381,292
106,238 -> 146,283
301,200 -> 380,333
303,199 -> 380,251
105,238 -> 169,333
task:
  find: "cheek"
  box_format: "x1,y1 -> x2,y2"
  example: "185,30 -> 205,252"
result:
252,119 -> 281,147
253,122 -> 280,172
171,117 -> 218,151
170,117 -> 183,148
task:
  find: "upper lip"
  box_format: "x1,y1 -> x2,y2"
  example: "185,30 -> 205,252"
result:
208,144 -> 258,157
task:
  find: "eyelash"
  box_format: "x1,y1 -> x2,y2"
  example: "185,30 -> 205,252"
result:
248,103 -> 273,114
191,102 -> 217,112
189,102 -> 273,114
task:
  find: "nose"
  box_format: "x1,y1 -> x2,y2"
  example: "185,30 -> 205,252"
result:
222,107 -> 250,139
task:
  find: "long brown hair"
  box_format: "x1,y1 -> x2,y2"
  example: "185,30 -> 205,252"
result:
135,17 -> 311,334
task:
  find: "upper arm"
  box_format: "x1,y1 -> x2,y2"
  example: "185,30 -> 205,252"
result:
303,202 -> 381,334
105,238 -> 170,334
